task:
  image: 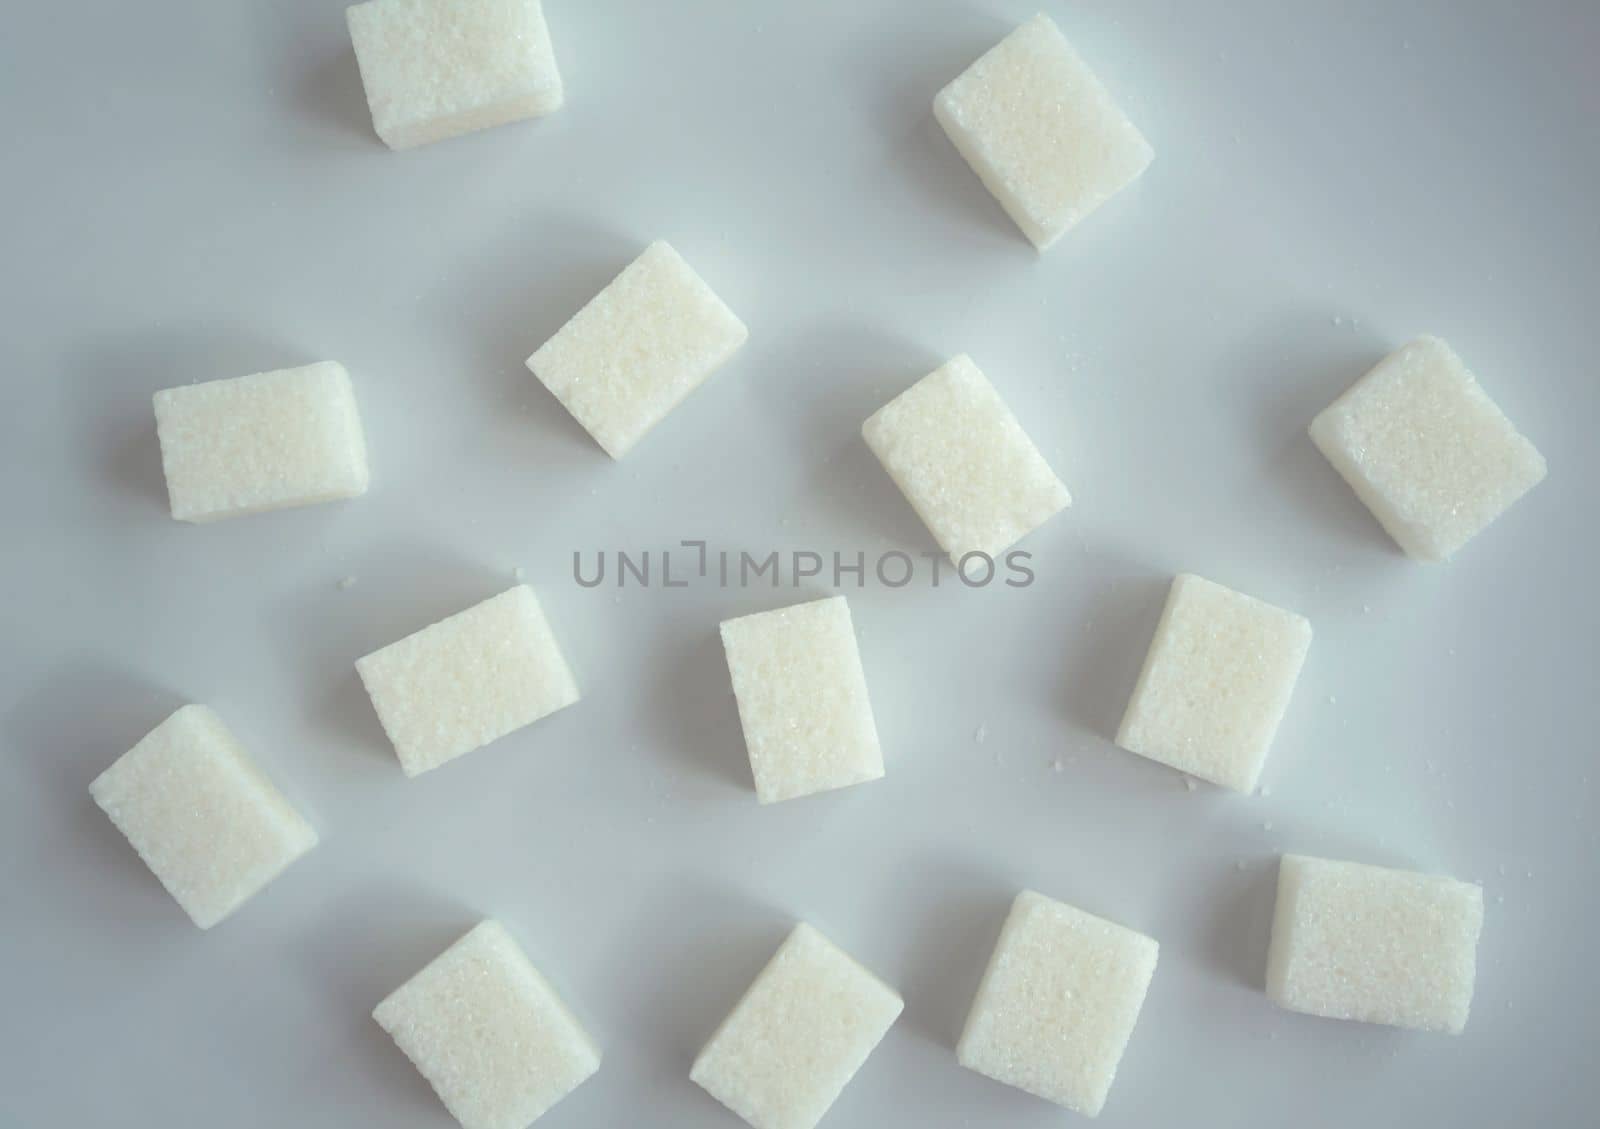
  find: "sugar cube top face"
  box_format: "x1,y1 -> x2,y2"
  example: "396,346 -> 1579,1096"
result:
374,920 -> 600,1129
691,923 -> 903,1129
347,0 -> 563,150
1266,854 -> 1484,1034
355,585 -> 580,777
862,355 -> 1070,565
1116,574 -> 1312,793
153,362 -> 369,523
719,596 -> 883,805
958,890 -> 1158,1117
934,14 -> 1153,250
89,706 -> 317,929
527,241 -> 749,459
1309,336 -> 1547,562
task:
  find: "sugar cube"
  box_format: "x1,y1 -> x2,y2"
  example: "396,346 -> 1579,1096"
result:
934,14 -> 1153,249
691,923 -> 903,1129
719,596 -> 883,804
1309,336 -> 1547,562
153,362 -> 369,523
374,920 -> 600,1129
1116,574 -> 1311,793
527,241 -> 748,458
355,585 -> 579,777
347,0 -> 563,150
958,890 -> 1158,1117
862,355 -> 1070,565
89,705 -> 317,929
1266,854 -> 1484,1033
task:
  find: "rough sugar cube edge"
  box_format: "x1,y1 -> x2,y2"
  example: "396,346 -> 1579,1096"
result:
1116,574 -> 1311,793
374,920 -> 600,1129
1266,854 -> 1484,1034
355,585 -> 579,776
153,361 -> 369,523
719,596 -> 883,804
1309,336 -> 1547,562
347,0 -> 564,150
958,890 -> 1158,1116
935,13 -> 1153,249
861,355 -> 1070,564
691,923 -> 903,1129
527,241 -> 748,458
89,705 -> 317,928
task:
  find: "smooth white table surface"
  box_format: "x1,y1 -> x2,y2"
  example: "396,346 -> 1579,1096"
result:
3,2 -> 1597,1126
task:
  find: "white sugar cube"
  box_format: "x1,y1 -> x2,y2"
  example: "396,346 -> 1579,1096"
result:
691,923 -> 903,1129
719,596 -> 883,804
89,706 -> 317,929
347,0 -> 563,150
958,890 -> 1158,1117
1309,336 -> 1547,562
934,14 -> 1153,249
374,920 -> 600,1129
1116,574 -> 1311,793
1266,854 -> 1484,1033
153,361 -> 369,523
862,355 -> 1070,564
527,241 -> 748,458
355,585 -> 579,777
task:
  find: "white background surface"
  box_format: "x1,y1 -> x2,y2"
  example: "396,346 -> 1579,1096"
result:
3,1 -> 1597,1125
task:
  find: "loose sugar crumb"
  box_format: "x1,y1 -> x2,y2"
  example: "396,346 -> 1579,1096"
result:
974,723 -> 988,745
337,575 -> 358,590
512,566 -> 526,582
1183,776 -> 1197,792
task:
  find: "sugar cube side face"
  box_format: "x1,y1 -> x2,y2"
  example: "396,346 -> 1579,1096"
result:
355,585 -> 580,776
153,361 -> 369,523
374,920 -> 600,1129
88,705 -> 318,929
527,241 -> 749,458
1308,336 -> 1547,562
691,923 -> 903,1129
934,14 -> 1153,249
346,0 -> 563,150
719,596 -> 883,804
1116,574 -> 1312,793
861,355 -> 1071,565
957,890 -> 1158,1117
1266,854 -> 1484,1034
